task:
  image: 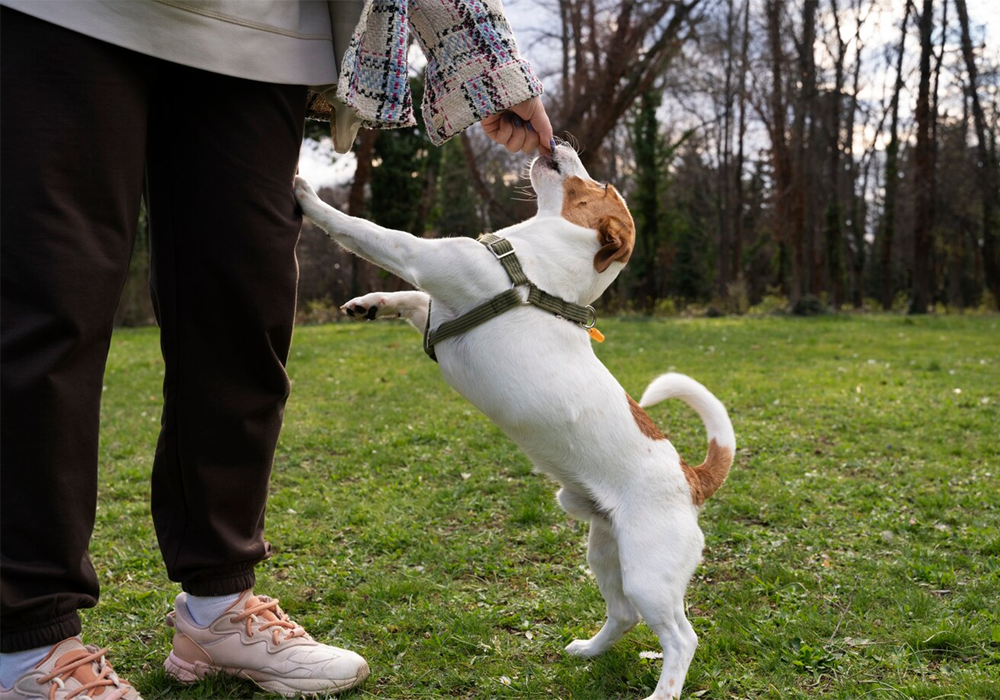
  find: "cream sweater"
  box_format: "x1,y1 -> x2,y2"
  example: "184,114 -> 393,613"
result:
2,0 -> 543,150
2,1 -> 365,85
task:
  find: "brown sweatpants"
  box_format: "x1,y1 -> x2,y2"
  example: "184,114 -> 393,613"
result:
0,8 -> 307,652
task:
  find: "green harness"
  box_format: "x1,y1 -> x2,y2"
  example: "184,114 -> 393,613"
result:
422,233 -> 598,362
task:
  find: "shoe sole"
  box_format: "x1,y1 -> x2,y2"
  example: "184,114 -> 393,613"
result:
164,652 -> 370,697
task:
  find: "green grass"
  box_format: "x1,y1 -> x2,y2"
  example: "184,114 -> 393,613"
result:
92,315 -> 999,698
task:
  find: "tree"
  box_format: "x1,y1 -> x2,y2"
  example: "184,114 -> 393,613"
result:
765,0 -> 795,299
843,0 -> 870,308
346,128 -> 380,297
878,0 -> 913,310
732,0 -> 752,286
910,0 -> 936,314
551,0 -> 702,175
793,0 -> 819,301
630,90 -> 667,306
823,0 -> 850,309
954,0 -> 1000,307
430,139 -> 482,239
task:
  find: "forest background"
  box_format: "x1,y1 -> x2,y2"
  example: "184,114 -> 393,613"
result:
115,0 -> 1000,326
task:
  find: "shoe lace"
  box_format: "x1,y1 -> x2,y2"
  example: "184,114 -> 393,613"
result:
231,597 -> 308,645
36,648 -> 131,700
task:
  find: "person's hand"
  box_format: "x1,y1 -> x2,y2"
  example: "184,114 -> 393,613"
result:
481,96 -> 555,155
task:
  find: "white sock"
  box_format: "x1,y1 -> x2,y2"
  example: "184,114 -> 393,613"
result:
0,643 -> 54,688
185,592 -> 243,627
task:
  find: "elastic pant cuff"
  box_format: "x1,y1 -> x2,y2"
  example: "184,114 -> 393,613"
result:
1,611 -> 81,653
181,569 -> 256,597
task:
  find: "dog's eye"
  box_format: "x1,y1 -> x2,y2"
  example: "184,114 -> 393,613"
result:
577,200 -> 588,207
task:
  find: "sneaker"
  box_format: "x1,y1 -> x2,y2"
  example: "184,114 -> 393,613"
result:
163,590 -> 369,697
0,638 -> 141,700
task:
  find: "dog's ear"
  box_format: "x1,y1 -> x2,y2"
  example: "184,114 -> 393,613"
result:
594,215 -> 634,272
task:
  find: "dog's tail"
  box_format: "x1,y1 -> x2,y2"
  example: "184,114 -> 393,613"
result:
639,373 -> 735,505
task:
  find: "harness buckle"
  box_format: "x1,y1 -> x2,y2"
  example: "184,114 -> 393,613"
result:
485,238 -> 516,260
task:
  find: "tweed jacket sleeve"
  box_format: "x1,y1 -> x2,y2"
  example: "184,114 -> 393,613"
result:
330,0 -> 543,147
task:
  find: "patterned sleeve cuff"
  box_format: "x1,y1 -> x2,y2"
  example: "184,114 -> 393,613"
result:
410,0 -> 545,145
422,58 -> 543,145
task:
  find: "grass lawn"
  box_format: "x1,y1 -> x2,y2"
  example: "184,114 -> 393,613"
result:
92,315 -> 999,699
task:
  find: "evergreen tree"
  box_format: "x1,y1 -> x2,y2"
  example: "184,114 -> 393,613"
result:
429,138 -> 481,238
369,77 -> 433,234
629,90 -> 666,306
665,145 -> 714,302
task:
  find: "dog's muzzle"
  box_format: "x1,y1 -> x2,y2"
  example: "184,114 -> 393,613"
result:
535,154 -> 561,174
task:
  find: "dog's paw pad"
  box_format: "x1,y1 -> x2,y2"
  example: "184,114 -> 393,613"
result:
341,303 -> 367,319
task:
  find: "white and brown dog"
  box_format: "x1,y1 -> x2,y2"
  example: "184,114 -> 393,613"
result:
294,144 -> 735,699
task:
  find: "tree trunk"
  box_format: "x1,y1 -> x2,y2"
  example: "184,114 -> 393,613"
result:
766,0 -> 795,299
412,153 -> 439,238
954,0 -> 1000,308
929,0 -> 948,301
878,1 -> 912,310
348,128 -> 380,297
825,0 -> 848,309
716,0 -> 737,299
845,0 -> 867,308
910,0 -> 935,314
458,132 -> 496,232
789,0 -> 818,304
732,0 -> 750,286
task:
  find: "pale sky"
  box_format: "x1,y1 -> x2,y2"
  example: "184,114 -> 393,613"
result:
299,0 -> 1000,187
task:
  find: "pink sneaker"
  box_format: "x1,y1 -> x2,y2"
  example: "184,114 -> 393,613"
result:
163,590 -> 369,697
0,638 -> 141,700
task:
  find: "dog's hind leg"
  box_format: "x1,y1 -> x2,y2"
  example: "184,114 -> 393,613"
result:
559,489 -> 640,658
565,517 -> 641,658
616,514 -> 703,699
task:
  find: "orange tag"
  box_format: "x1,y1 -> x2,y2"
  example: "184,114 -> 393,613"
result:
587,327 -> 605,343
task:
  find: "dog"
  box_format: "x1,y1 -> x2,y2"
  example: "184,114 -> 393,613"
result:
293,144 -> 735,699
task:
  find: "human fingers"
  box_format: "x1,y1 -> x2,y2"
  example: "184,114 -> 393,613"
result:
505,119 -> 527,153
494,113 -> 514,147
508,114 -> 541,153
509,96 -> 554,154
481,112 -> 502,140
519,125 -> 540,154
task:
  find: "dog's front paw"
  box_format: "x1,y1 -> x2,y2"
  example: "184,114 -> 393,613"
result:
293,176 -> 324,218
293,175 -> 316,200
565,639 -> 605,658
341,293 -> 396,321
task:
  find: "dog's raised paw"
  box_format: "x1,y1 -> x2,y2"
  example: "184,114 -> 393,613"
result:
342,293 -> 392,321
341,303 -> 374,320
293,175 -> 316,200
293,176 -> 325,220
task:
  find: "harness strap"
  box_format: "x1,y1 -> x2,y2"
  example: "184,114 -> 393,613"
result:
526,286 -> 596,326
423,289 -> 522,360
423,234 -> 596,362
478,233 -> 530,286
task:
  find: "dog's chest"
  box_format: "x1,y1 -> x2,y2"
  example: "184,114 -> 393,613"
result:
436,321 -> 638,481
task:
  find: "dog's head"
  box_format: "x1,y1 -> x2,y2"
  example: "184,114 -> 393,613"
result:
530,144 -> 635,274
